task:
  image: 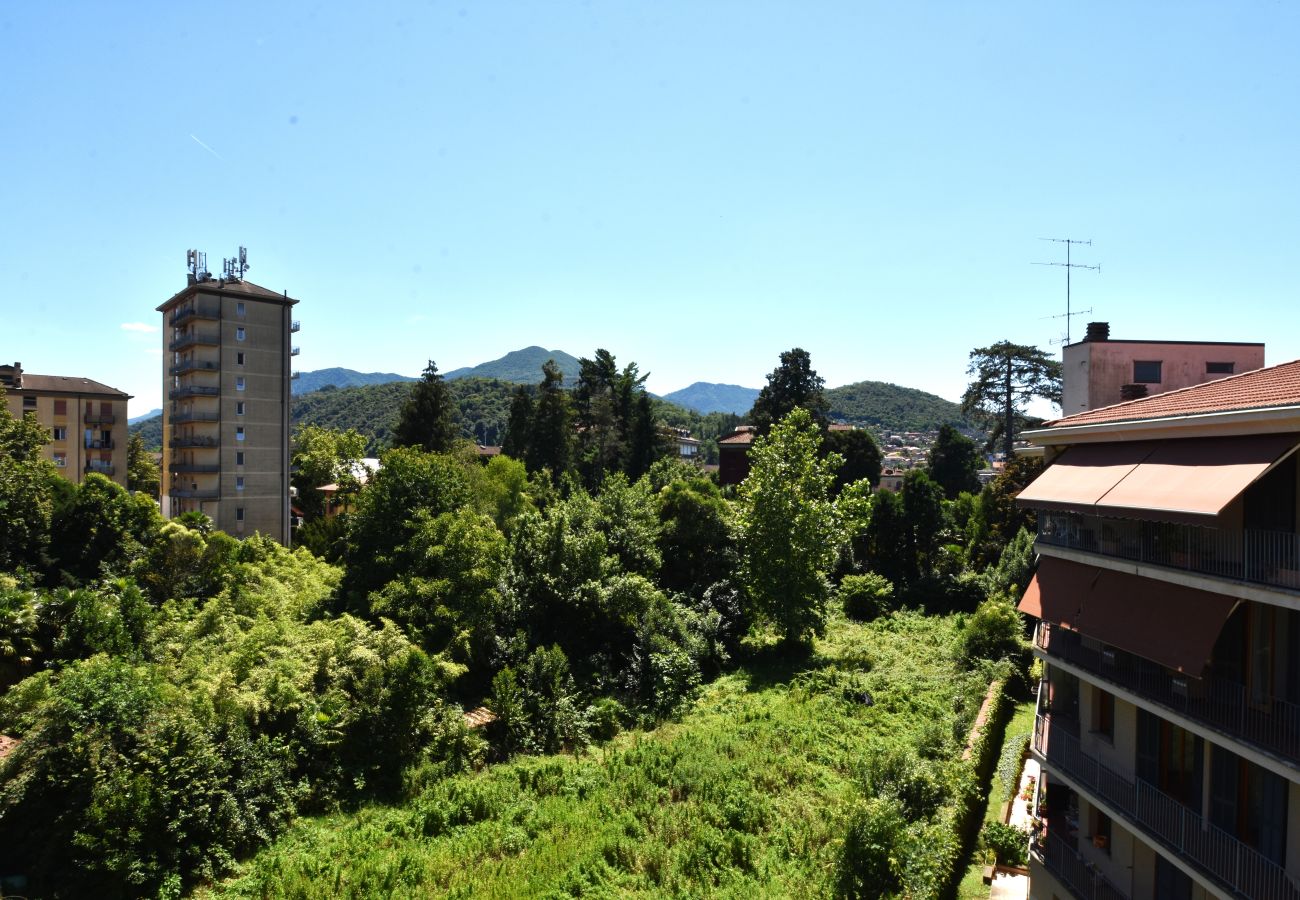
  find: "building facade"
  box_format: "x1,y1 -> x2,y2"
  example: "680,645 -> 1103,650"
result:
1017,360 -> 1300,900
158,272 -> 298,543
1,362 -> 131,488
1061,321 -> 1265,416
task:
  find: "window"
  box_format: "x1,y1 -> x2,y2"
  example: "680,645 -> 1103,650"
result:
22,395 -> 36,409
236,426 -> 245,441
54,399 -> 67,416
237,352 -> 245,366
236,376 -> 246,391
236,507 -> 245,522
1134,360 -> 1162,383
1206,361 -> 1235,375
236,401 -> 245,415
236,451 -> 245,466
1090,808 -> 1112,855
51,427 -> 67,441
52,452 -> 66,467
236,476 -> 245,491
236,301 -> 246,317
236,326 -> 246,341
1091,686 -> 1114,741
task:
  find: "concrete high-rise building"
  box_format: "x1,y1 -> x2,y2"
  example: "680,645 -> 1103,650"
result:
158,253 -> 298,543
1017,360 -> 1300,900
1,362 -> 131,488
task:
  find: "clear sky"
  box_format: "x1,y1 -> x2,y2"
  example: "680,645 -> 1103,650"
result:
3,2 -> 1297,417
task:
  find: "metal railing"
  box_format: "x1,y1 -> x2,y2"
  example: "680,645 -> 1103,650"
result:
1037,511 -> 1300,593
85,464 -> 115,477
84,438 -> 115,450
291,346 -> 301,356
169,435 -> 219,448
82,412 -> 116,425
170,411 -> 219,424
169,332 -> 221,352
171,304 -> 221,325
1037,830 -> 1129,900
169,463 -> 219,474
291,320 -> 301,332
170,360 -> 219,376
1035,715 -> 1300,900
1037,623 -> 1300,767
168,385 -> 220,400
168,488 -> 219,500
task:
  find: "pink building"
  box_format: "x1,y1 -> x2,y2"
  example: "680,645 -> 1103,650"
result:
1060,321 -> 1264,416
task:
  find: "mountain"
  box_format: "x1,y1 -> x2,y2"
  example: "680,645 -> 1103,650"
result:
443,346 -> 580,384
128,408 -> 162,425
825,381 -> 970,432
292,368 -> 416,396
662,382 -> 759,416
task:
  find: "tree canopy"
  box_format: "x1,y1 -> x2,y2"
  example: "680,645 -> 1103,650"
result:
392,360 -> 458,454
961,341 -> 1061,460
748,348 -> 829,434
926,424 -> 982,499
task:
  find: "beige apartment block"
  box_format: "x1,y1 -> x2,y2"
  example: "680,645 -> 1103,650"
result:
1017,361 -> 1300,900
1061,321 -> 1265,416
1,362 -> 131,488
157,265 -> 298,544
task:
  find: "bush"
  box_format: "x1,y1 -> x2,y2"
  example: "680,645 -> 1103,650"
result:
980,821 -> 1030,867
836,797 -> 906,898
839,573 -> 895,621
961,598 -> 1024,664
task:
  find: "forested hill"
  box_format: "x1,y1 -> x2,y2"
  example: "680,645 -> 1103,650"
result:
444,346 -> 581,383
292,367 -> 417,395
662,382 -> 759,415
825,380 -> 970,432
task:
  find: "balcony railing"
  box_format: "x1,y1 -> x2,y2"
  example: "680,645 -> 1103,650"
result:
170,411 -> 219,424
169,332 -> 221,352
1035,714 -> 1300,900
168,385 -> 220,400
1037,511 -> 1300,593
291,320 -> 301,333
1036,830 -> 1129,900
169,488 -> 219,500
82,412 -> 115,425
171,304 -> 221,326
169,463 -> 219,474
1037,623 -> 1300,768
85,464 -> 115,477
85,438 -> 115,450
291,347 -> 301,356
169,435 -> 219,449
171,360 -> 219,376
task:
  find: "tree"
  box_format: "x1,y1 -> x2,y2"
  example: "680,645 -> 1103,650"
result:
961,341 -> 1061,461
291,424 -> 367,519
748,348 -> 829,434
501,386 -> 534,461
526,359 -> 574,481
0,392 -> 56,572
126,433 -> 160,499
392,360 -> 458,453
926,424 -> 982,499
48,474 -> 162,583
735,408 -> 842,645
823,427 -> 883,493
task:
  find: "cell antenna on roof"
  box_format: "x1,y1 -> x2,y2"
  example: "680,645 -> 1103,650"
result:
222,246 -> 250,282
1034,238 -> 1099,345
186,249 -> 209,283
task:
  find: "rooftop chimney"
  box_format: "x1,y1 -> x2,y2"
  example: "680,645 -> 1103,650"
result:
1084,321 -> 1110,342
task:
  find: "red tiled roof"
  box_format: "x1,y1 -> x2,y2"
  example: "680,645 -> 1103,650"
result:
158,278 -> 298,311
1048,359 -> 1300,428
720,426 -> 757,446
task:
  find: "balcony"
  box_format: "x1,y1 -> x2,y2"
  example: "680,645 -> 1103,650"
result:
83,411 -> 115,425
1037,512 -> 1300,594
170,463 -> 220,474
169,488 -> 219,500
169,435 -> 219,449
171,303 -> 221,326
169,385 -> 220,400
171,360 -> 219,376
1034,714 -> 1300,900
170,410 -> 219,424
1035,830 -> 1129,900
291,347 -> 301,356
1037,623 -> 1300,768
85,464 -> 115,477
291,320 -> 301,333
169,331 -> 220,352
85,438 -> 115,450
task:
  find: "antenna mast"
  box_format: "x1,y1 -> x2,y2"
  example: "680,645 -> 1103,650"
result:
1034,238 -> 1099,345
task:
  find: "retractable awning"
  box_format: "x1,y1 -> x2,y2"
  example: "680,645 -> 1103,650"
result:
1015,442 -> 1154,512
1019,556 -> 1238,675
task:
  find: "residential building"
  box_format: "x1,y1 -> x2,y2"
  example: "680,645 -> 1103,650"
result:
877,467 -> 905,493
670,427 -> 702,461
1017,360 -> 1300,900
1,362 -> 131,488
1061,321 -> 1264,415
158,260 -> 298,543
718,425 -> 756,485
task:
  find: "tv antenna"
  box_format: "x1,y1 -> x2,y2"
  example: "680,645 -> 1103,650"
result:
222,246 -> 250,281
1034,238 -> 1099,345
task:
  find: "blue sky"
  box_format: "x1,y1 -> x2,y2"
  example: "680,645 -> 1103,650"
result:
3,2 -> 1297,416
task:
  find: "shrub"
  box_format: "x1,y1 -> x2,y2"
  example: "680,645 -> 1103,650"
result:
980,821 -> 1030,867
836,797 -> 906,898
839,573 -> 895,621
961,598 -> 1024,664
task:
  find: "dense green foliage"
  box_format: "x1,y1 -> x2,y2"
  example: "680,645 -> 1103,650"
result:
825,380 -> 970,432
961,341 -> 1062,459
748,347 -> 829,434
290,367 -> 416,395
393,361 -> 459,454
662,381 -> 759,415
443,345 -> 582,384
927,424 -> 982,499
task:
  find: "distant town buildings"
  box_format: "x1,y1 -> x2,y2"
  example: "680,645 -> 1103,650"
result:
1,362 -> 131,488
159,251 -> 298,544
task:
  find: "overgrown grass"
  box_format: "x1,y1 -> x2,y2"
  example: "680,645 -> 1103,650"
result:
206,612 -> 989,899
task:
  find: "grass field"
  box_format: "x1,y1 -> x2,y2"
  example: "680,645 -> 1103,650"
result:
207,612 -> 992,899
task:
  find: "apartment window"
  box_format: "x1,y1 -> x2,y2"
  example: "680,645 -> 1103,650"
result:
236,426 -> 245,442
22,396 -> 36,409
236,451 -> 245,466
53,399 -> 67,416
236,507 -> 245,522
1133,360 -> 1162,383
1091,686 -> 1114,741
51,427 -> 67,441
237,352 -> 245,366
236,401 -> 245,416
1089,808 -> 1112,855
52,452 -> 66,468
1206,361 -> 1235,375
236,476 -> 245,491
237,301 -> 246,317
100,401 -> 112,415
236,326 -> 246,341
236,376 -> 246,391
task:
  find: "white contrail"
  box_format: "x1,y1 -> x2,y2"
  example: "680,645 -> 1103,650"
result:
190,134 -> 222,160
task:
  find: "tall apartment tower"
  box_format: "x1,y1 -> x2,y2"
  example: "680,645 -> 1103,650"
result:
1017,362 -> 1300,900
158,251 -> 299,543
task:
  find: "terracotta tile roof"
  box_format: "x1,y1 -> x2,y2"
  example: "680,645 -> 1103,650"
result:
0,734 -> 19,762
13,374 -> 130,397
158,278 -> 298,311
1048,359 -> 1300,428
463,706 -> 497,729
719,426 -> 757,446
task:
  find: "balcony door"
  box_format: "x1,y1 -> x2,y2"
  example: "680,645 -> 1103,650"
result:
1136,709 -> 1203,811
1210,745 -> 1288,865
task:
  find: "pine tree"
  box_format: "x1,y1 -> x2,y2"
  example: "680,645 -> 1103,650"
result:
392,360 -> 458,453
